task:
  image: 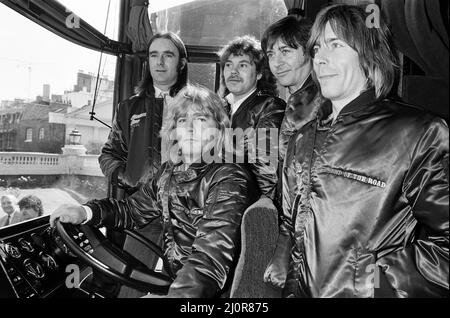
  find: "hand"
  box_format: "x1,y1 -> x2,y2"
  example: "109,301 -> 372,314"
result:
49,204 -> 87,227
263,233 -> 292,289
263,259 -> 287,289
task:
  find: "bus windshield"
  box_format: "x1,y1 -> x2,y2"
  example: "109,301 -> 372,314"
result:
0,1 -> 118,227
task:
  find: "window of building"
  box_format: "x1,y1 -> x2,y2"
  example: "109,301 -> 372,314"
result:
25,128 -> 32,142
38,128 -> 45,140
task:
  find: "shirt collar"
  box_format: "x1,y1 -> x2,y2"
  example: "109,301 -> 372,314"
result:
225,87 -> 257,115
154,86 -> 171,99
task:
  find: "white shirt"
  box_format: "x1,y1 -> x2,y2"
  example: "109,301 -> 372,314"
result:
154,86 -> 173,106
225,88 -> 257,116
81,205 -> 93,224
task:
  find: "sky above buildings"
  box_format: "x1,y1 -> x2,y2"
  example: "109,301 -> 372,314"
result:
0,0 -> 195,102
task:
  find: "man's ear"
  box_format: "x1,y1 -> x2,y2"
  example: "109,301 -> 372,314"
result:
179,58 -> 187,71
257,73 -> 263,81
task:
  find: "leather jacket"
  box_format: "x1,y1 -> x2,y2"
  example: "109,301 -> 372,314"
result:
86,161 -> 258,298
98,92 -> 164,187
275,75 -> 323,211
225,90 -> 286,200
281,89 -> 449,297
279,75 -> 323,163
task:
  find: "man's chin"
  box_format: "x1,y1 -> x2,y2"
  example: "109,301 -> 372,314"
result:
277,79 -> 293,88
319,90 -> 336,100
226,86 -> 241,93
152,76 -> 174,85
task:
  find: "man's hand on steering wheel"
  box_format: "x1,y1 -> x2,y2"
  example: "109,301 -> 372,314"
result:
48,203 -> 174,294
49,204 -> 87,227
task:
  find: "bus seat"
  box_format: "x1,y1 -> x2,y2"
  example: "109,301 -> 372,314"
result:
117,198 -> 282,298
230,198 -> 282,298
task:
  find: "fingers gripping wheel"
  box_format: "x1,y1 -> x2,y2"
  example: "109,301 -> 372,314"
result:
55,220 -> 173,294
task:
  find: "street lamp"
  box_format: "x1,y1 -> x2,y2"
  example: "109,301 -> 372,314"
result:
68,128 -> 81,145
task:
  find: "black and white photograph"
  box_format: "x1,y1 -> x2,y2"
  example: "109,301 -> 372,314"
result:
0,0 -> 448,306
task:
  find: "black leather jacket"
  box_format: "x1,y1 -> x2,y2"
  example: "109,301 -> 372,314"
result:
98,92 -> 164,187
279,75 -> 323,163
281,89 -> 449,297
275,75 -> 323,211
225,90 -> 285,200
86,161 -> 258,297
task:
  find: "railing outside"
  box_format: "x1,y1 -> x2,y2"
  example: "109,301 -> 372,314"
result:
0,152 -> 103,177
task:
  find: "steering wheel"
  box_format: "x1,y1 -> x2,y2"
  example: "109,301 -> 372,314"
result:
55,219 -> 174,294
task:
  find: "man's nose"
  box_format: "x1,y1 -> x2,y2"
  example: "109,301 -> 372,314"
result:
157,54 -> 165,65
185,118 -> 195,131
313,48 -> 328,65
272,52 -> 284,67
230,65 -> 239,75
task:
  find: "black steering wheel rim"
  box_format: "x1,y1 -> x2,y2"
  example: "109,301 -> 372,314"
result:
55,220 -> 174,294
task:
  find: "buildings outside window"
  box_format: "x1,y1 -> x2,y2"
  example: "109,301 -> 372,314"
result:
38,127 -> 45,140
25,128 -> 32,142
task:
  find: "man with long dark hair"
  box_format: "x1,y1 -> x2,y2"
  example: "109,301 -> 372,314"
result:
262,15 -> 323,164
99,32 -> 188,189
277,4 -> 448,297
97,32 -> 188,296
261,15 -> 323,290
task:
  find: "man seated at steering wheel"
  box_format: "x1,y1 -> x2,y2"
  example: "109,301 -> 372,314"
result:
50,85 -> 258,297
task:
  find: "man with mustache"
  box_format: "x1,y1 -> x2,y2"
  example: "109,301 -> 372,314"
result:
218,35 -> 285,201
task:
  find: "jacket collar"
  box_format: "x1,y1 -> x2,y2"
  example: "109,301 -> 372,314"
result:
288,75 -> 320,107
229,89 -> 260,119
289,74 -> 315,98
225,87 -> 257,115
174,161 -> 210,182
339,88 -> 378,116
318,88 -> 381,125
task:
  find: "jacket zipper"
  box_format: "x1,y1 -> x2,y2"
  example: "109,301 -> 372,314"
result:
162,165 -> 176,274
